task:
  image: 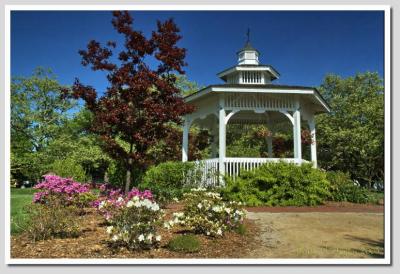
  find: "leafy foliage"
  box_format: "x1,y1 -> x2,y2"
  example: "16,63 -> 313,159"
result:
146,125 -> 211,164
50,158 -> 88,183
103,195 -> 163,250
317,72 -> 384,188
167,234 -> 201,253
164,188 -> 245,237
222,162 -> 331,206
11,68 -> 77,182
16,196 -> 81,242
63,11 -> 194,192
94,185 -> 153,221
139,161 -> 201,204
226,124 -> 312,158
327,171 -> 379,204
11,69 -> 110,184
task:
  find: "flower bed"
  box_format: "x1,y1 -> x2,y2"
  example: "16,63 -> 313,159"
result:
164,188 -> 246,237
93,184 -> 163,250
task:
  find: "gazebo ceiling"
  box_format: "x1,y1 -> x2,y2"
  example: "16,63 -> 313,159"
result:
192,109 -> 294,129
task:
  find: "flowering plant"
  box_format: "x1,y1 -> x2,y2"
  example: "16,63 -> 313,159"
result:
105,195 -> 163,250
93,184 -> 153,221
164,188 -> 246,237
33,175 -> 91,207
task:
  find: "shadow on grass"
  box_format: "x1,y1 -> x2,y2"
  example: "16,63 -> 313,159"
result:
343,235 -> 384,258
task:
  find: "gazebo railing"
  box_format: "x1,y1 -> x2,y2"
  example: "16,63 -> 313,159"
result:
194,157 -> 309,187
194,158 -> 220,187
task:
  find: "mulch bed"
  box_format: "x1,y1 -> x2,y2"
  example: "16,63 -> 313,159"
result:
246,201 -> 384,213
11,205 -> 259,259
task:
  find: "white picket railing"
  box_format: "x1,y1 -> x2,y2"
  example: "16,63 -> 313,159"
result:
194,157 -> 309,187
194,158 -> 219,187
224,157 -> 306,177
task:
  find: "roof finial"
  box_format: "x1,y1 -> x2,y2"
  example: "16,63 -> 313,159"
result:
246,28 -> 250,44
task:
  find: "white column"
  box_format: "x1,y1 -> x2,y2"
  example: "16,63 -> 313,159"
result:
218,97 -> 226,177
182,119 -> 190,162
308,115 -> 317,168
293,108 -> 302,161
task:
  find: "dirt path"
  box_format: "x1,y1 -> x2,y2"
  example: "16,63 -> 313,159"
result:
245,212 -> 384,258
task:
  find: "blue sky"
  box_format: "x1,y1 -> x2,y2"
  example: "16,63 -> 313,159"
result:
11,10 -> 384,93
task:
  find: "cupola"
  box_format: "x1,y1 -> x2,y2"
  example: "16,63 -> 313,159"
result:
217,31 -> 280,85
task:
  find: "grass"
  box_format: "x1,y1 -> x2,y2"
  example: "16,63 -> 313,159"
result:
167,234 -> 201,253
10,188 -> 36,234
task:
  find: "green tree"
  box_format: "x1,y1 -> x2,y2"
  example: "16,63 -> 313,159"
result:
175,74 -> 204,96
42,109 -> 111,182
316,72 -> 384,188
11,68 -> 76,182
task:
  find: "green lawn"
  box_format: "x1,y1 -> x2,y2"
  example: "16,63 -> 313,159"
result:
10,188 -> 36,234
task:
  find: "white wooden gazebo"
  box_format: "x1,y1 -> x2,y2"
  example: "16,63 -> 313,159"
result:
182,39 -> 330,185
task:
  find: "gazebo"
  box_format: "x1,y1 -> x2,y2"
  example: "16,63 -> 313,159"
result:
181,38 -> 330,185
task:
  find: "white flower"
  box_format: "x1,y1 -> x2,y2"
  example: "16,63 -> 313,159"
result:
111,234 -> 119,242
235,209 -> 244,215
217,228 -> 223,235
212,206 -> 221,212
138,234 -> 145,242
132,196 -> 140,201
126,201 -> 134,208
191,187 -> 206,192
98,200 -> 106,209
155,235 -> 161,242
225,208 -> 231,214
173,212 -> 184,218
142,199 -> 152,208
151,203 -> 160,211
172,197 -> 179,202
146,233 -> 153,241
106,226 -> 113,234
134,201 -> 142,208
163,222 -> 170,229
117,197 -> 124,203
197,203 -> 203,209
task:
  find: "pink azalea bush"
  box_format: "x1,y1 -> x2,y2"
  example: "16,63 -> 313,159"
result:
33,175 -> 91,206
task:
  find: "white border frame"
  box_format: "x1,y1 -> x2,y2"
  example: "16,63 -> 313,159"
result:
4,4 -> 391,265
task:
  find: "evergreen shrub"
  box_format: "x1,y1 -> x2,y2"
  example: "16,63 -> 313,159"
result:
222,162 -> 331,206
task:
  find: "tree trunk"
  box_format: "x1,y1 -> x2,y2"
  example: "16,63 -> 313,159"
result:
125,143 -> 134,193
125,158 -> 132,193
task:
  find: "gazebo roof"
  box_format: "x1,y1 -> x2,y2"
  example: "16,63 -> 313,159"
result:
217,64 -> 280,81
184,83 -> 331,114
237,41 -> 260,54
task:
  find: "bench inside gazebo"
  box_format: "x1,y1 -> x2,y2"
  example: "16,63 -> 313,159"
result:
181,38 -> 330,186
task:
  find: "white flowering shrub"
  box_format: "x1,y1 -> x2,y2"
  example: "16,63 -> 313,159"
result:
164,188 -> 246,237
106,196 -> 163,250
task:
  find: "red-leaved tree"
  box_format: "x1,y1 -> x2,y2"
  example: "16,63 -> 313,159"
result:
64,11 -> 194,192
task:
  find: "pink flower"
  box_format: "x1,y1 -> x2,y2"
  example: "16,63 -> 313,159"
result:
33,175 -> 90,205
